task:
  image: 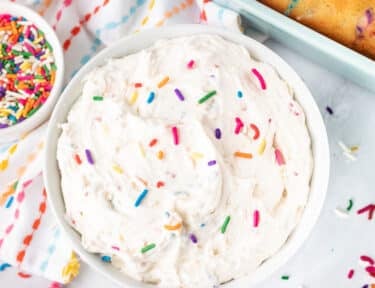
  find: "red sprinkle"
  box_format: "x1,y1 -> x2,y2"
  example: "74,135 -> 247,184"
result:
172,126 -> 179,145
235,117 -> 244,134
134,83 -> 143,88
187,60 -> 195,69
74,154 -> 82,165
366,266 -> 375,278
156,181 -> 165,188
250,123 -> 260,140
18,272 -> 31,278
357,204 -> 375,220
253,210 -> 260,227
275,149 -> 286,165
361,255 -> 375,266
347,269 -> 355,279
149,138 -> 158,147
251,68 -> 267,90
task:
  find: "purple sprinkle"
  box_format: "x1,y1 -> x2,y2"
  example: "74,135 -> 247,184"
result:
174,88 -> 185,101
366,8 -> 374,24
112,246 -> 120,251
189,233 -> 198,244
326,106 -> 333,115
85,149 -> 94,165
208,160 -> 216,166
214,128 -> 221,139
0,123 -> 8,129
362,285 -> 369,288
0,86 -> 6,98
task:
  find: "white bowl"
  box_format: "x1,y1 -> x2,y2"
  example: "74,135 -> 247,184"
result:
44,25 -> 330,287
0,2 -> 64,143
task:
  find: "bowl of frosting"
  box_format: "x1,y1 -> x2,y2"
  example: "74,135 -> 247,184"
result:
44,25 -> 330,288
0,2 -> 64,143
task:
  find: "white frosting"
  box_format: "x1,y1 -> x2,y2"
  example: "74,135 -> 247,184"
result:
57,35 -> 313,288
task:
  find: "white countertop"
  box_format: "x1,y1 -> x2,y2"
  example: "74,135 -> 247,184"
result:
1,38 -> 374,288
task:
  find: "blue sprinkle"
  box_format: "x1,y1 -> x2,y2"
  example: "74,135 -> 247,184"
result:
40,261 -> 48,272
134,189 -> 149,207
80,55 -> 91,65
121,15 -> 129,22
0,263 -> 11,271
237,90 -> 243,98
105,22 -> 118,30
101,255 -> 112,263
147,92 -> 155,104
7,114 -> 17,123
200,223 -> 206,228
5,196 -> 14,208
130,6 -> 136,14
48,245 -> 56,254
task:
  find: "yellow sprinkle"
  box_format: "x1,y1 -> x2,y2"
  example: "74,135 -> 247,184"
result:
113,164 -> 123,174
16,108 -> 24,120
62,252 -> 80,284
128,91 -> 138,105
9,144 -> 17,155
157,150 -> 164,159
350,146 -> 359,153
0,109 -> 11,116
258,139 -> 266,155
148,0 -> 155,10
0,159 -> 9,171
139,144 -> 146,157
157,76 -> 170,88
141,16 -> 149,26
20,61 -> 31,71
191,152 -> 204,160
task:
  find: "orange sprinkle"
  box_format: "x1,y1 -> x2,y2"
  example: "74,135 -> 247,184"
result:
234,151 -> 253,159
157,151 -> 164,159
157,76 -> 169,88
164,223 -> 182,230
149,138 -> 158,147
136,176 -> 148,187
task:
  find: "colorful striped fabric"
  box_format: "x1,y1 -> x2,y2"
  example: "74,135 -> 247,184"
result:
0,0 -> 240,284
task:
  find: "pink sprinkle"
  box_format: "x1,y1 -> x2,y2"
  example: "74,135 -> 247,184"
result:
361,255 -> 375,266
18,98 -> 27,106
187,60 -> 195,69
17,75 -> 33,81
251,68 -> 267,90
49,281 -> 62,288
253,210 -> 260,227
347,269 -> 355,279
112,246 -> 120,251
235,117 -> 244,134
24,42 -> 35,54
357,204 -> 375,220
172,126 -> 179,145
275,148 -> 286,165
366,266 -> 375,277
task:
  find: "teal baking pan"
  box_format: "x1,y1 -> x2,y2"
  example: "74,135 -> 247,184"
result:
214,0 -> 375,92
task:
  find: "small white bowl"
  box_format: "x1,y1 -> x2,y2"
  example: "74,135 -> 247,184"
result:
44,25 -> 329,287
0,2 -> 64,143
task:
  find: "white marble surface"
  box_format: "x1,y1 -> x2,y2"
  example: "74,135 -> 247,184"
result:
1,38 -> 374,288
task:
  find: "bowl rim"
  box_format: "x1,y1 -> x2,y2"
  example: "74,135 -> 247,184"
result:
0,2 -> 64,143
44,24 -> 330,287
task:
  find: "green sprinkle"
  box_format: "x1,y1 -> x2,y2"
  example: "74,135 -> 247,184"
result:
13,181 -> 19,190
27,105 -> 41,117
220,215 -> 231,234
43,64 -> 50,76
45,41 -> 53,52
281,275 -> 290,280
93,96 -> 104,101
51,63 -> 57,71
198,90 -> 217,104
21,51 -> 32,58
141,243 -> 156,254
35,75 -> 45,80
12,50 -> 21,56
346,199 -> 354,211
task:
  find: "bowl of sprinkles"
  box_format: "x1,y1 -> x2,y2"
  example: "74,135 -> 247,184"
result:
44,25 -> 329,287
0,2 -> 63,143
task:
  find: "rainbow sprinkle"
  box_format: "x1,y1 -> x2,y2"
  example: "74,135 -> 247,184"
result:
215,128 -> 221,139
234,117 -> 244,134
147,91 -> 155,104
171,126 -> 179,145
134,189 -> 149,207
189,233 -> 198,244
220,215 -> 231,233
250,123 -> 260,140
208,160 -> 216,166
346,199 -> 354,211
93,95 -> 103,101
141,243 -> 156,254
251,68 -> 267,90
281,275 -> 290,280
234,151 -> 253,159
101,255 -> 111,263
187,59 -> 195,69
149,138 -> 158,147
253,210 -> 260,227
0,14 -> 56,128
198,90 -> 216,104
174,88 -> 185,101
85,149 -> 94,165
237,90 -> 243,98
157,76 -> 169,88
275,148 -> 286,165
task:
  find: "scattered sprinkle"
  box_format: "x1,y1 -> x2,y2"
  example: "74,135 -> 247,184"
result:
156,181 -> 165,188
141,243 -> 156,254
215,128 -> 221,139
134,83 -> 143,88
157,76 -> 169,88
208,160 -> 217,166
220,215 -> 231,234
281,275 -> 290,280
360,255 -> 375,266
149,138 -> 158,147
258,139 -> 266,155
85,149 -> 94,165
191,152 -> 204,160
172,126 -> 179,145
253,210 -> 260,227
101,255 -> 111,263
250,123 -> 260,140
234,117 -> 244,134
112,164 -> 123,174
357,204 -> 375,220
237,90 -> 243,98
251,68 -> 267,90
147,91 -> 155,104
275,148 -> 286,165
74,154 -> 82,165
234,151 -> 253,159
134,189 -> 149,207
129,91 -> 138,105
326,106 -> 334,115
347,269 -> 355,279
189,233 -> 198,244
157,150 -> 164,159
346,199 -> 354,211
164,223 -> 182,231
366,266 -> 375,277
112,246 -> 120,251
93,95 -> 103,101
187,60 -> 195,69
198,90 -> 216,104
174,88 -> 185,101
